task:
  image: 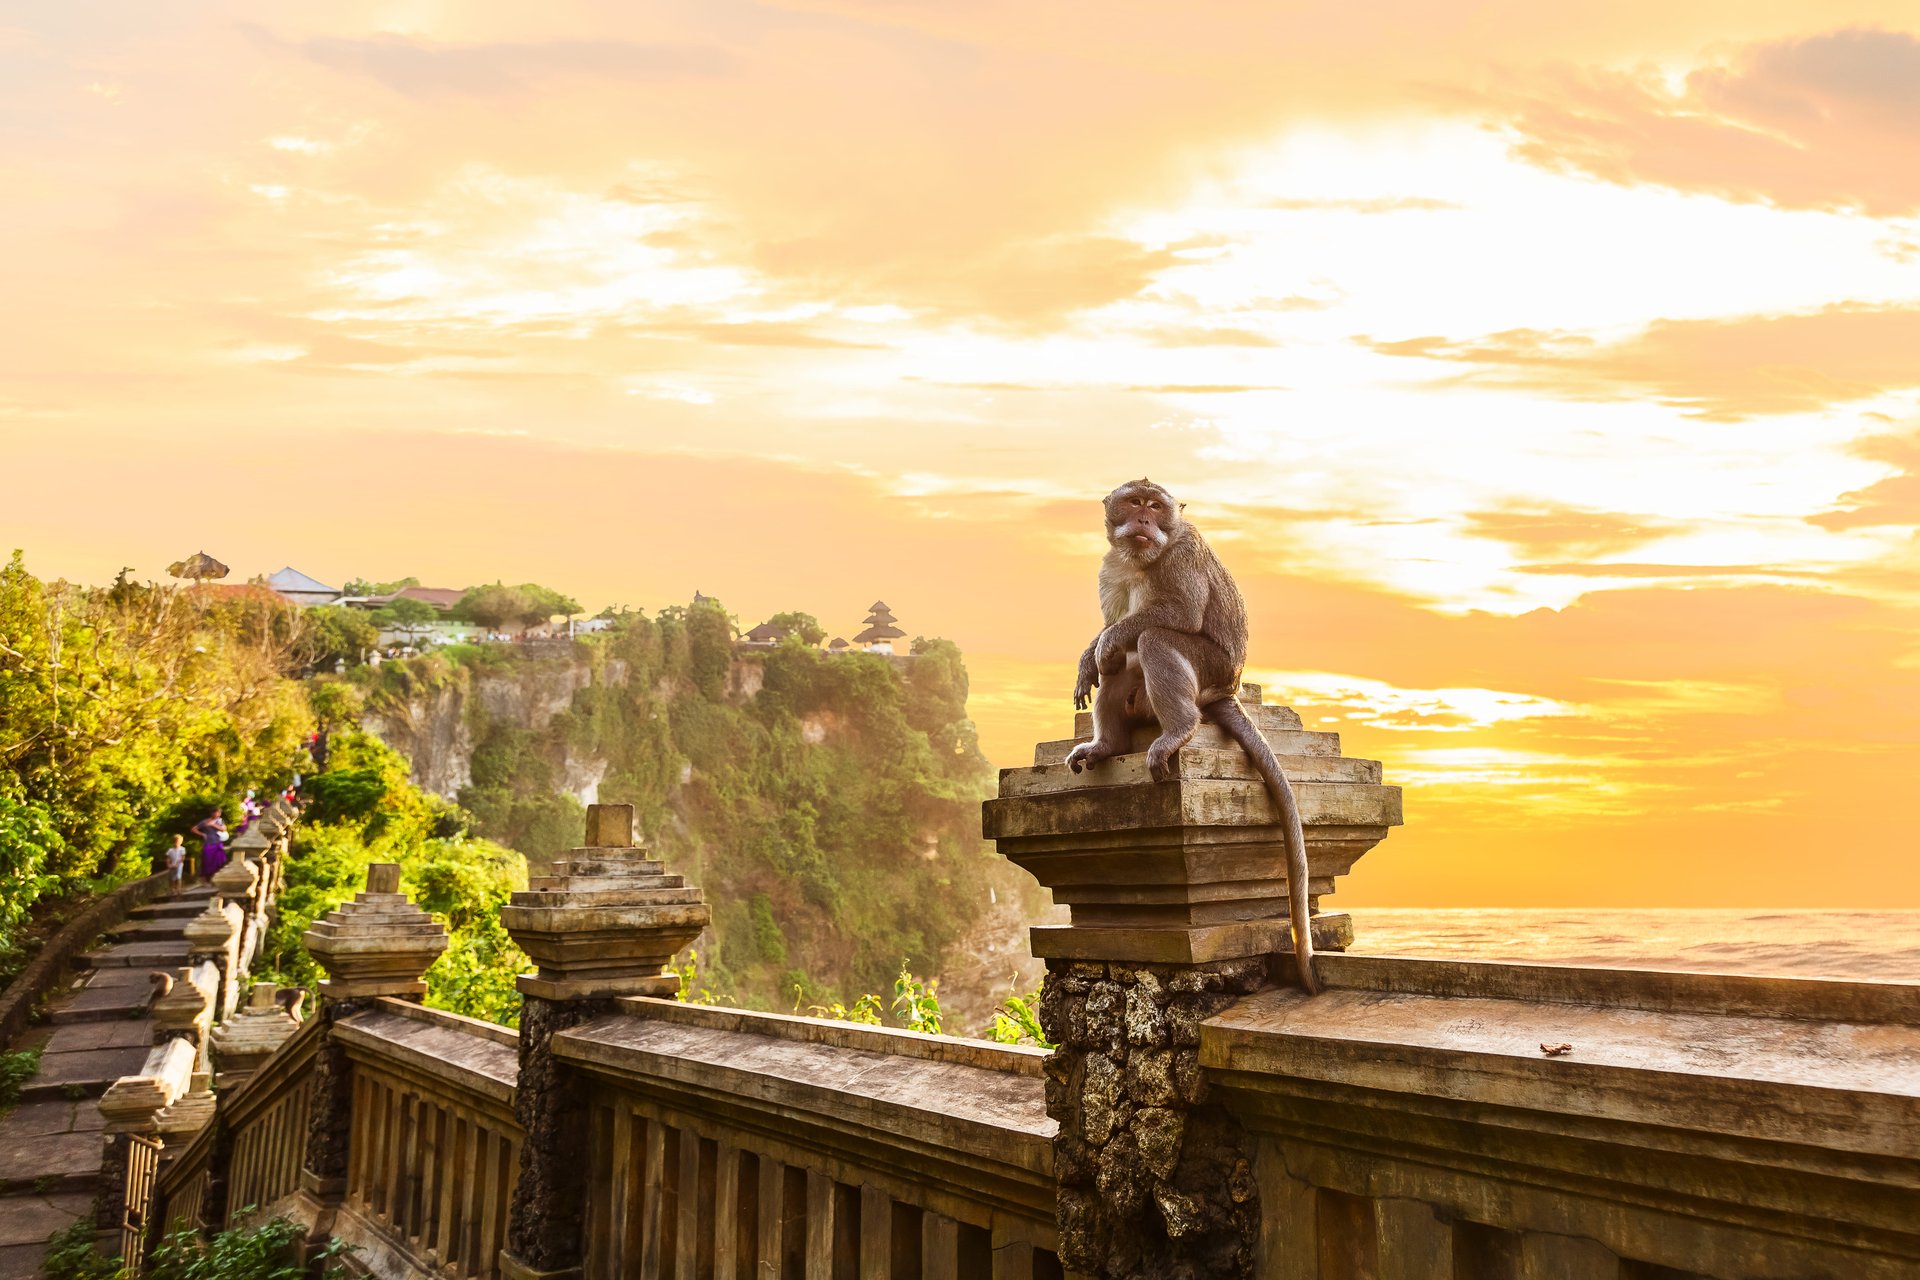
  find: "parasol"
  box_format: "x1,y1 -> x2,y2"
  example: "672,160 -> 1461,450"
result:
167,551 -> 230,581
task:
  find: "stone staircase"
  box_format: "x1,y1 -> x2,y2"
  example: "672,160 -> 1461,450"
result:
0,888 -> 213,1278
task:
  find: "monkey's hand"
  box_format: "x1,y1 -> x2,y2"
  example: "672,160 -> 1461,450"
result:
1073,647 -> 1099,709
1095,626 -> 1131,676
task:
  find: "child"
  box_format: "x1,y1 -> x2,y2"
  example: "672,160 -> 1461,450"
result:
164,834 -> 187,896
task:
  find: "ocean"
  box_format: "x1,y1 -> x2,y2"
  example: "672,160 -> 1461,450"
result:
1343,909 -> 1920,984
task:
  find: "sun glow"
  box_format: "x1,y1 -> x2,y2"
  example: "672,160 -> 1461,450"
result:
5,1 -> 1919,905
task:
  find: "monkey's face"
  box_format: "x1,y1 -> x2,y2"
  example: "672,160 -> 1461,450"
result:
1104,480 -> 1183,562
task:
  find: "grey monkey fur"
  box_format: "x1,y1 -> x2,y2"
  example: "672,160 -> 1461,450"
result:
1066,478 -> 1319,994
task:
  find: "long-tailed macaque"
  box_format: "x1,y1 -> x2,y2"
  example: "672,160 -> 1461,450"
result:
1067,479 -> 1319,994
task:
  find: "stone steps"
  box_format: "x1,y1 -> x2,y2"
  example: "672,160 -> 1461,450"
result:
75,941 -> 183,970
49,969 -> 166,1025
130,900 -> 207,921
106,919 -> 189,943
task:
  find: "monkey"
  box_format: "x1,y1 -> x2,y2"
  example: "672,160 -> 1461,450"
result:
145,970 -> 174,1014
274,988 -> 306,1024
1066,478 -> 1319,994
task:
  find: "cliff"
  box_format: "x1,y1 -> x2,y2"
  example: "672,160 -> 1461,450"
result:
350,608 -> 1048,1026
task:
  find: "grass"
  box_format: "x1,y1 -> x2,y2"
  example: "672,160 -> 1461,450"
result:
0,1047 -> 42,1114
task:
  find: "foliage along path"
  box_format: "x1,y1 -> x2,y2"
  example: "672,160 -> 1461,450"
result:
0,888 -> 211,1278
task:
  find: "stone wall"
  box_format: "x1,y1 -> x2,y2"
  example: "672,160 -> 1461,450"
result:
1042,957 -> 1264,1278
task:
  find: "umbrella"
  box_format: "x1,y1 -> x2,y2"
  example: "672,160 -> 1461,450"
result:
168,551 -> 230,581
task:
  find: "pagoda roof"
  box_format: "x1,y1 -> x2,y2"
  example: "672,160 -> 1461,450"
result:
744,622 -> 789,642
828,637 -> 849,649
853,624 -> 906,643
867,601 -> 890,612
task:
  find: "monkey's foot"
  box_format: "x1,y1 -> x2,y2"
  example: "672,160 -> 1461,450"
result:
1146,746 -> 1176,781
1065,742 -> 1113,773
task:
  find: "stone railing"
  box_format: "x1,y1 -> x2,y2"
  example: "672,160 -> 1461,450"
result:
121,806 -> 1068,1279
111,691 -> 1920,1280
555,999 -> 1055,1278
329,1000 -> 522,1279
97,797 -> 304,1262
993,685 -> 1920,1278
1205,956 -> 1920,1280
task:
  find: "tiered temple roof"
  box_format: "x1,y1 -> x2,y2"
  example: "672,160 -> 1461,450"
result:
852,600 -> 904,645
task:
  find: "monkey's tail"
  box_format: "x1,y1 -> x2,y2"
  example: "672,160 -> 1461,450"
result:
1203,698 -> 1319,995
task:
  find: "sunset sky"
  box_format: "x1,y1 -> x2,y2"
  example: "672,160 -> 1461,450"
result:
4,3 -> 1918,907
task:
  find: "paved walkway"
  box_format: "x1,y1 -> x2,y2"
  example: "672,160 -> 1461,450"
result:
0,888 -> 210,1279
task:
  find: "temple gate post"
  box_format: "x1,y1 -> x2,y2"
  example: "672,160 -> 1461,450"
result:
984,684 -> 1401,1279
497,802 -> 711,1280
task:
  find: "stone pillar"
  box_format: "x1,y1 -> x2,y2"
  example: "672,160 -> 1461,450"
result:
150,966 -> 213,1049
497,803 -> 712,1280
184,898 -> 242,1023
208,982 -> 303,1089
96,1039 -> 197,1234
296,864 -> 448,1201
218,832 -> 267,975
983,686 -> 1401,1279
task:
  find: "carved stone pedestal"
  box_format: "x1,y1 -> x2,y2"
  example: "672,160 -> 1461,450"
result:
986,688 -> 1401,1279
500,803 -> 713,1280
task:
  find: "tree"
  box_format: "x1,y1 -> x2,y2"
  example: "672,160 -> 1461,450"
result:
765,611 -> 826,646
342,575 -> 420,597
374,596 -> 440,645
301,606 -> 378,670
452,584 -> 533,632
517,583 -> 583,630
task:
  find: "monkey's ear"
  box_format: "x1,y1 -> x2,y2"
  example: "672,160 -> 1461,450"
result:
1179,502 -> 1187,511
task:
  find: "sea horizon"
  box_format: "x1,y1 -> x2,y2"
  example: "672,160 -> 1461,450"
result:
1344,907 -> 1920,984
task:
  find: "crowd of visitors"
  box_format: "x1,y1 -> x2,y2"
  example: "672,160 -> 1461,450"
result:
169,747 -> 312,883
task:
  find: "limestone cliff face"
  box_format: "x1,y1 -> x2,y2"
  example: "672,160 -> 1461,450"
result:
355,634 -> 1046,1029
361,650 -> 613,801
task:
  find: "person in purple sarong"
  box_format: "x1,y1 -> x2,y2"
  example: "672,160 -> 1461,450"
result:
192,808 -> 229,884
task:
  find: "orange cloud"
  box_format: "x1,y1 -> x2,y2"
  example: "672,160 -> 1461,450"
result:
1810,429 -> 1920,529
1463,507 -> 1681,559
1492,27 -> 1920,214
1365,305 -> 1920,417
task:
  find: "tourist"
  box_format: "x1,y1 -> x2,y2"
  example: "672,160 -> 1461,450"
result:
242,787 -> 262,820
164,834 -> 186,896
193,808 -> 228,885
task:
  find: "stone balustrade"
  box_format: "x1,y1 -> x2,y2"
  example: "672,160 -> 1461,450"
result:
119,700 -> 1920,1280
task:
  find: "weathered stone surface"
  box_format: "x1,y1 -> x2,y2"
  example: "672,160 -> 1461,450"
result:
504,995 -> 616,1276
303,995 -> 378,1186
988,690 -> 1397,966
1039,956 -> 1261,1279
304,863 -> 448,998
1082,1053 -> 1121,1145
501,804 -> 711,999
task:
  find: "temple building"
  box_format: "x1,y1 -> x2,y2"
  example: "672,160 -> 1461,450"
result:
851,600 -> 905,654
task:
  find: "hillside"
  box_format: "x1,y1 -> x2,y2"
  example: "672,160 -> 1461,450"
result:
344,598 -> 1050,1024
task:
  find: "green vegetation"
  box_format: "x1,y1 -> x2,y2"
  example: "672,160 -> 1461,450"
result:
299,606 -> 378,672
518,599 -> 996,1008
42,1212 -> 354,1280
255,730 -> 529,1028
762,611 -> 826,645
372,596 -> 439,644
0,1047 -> 40,1111
0,554 -> 308,974
2,550 -> 1024,1038
341,576 -> 419,597
349,595 -> 1025,1023
452,582 -> 581,632
989,987 -> 1050,1048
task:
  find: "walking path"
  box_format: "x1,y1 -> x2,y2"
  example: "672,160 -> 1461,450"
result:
0,888 -> 211,1279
